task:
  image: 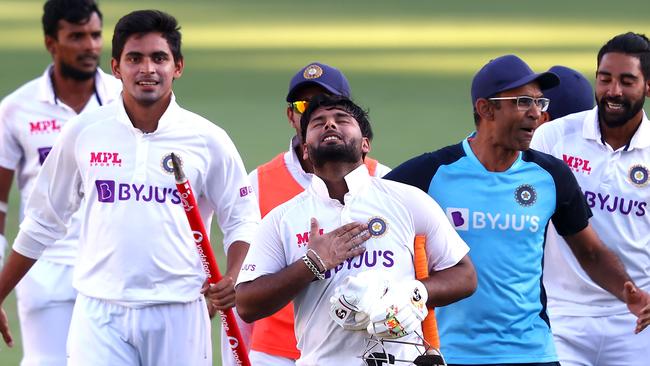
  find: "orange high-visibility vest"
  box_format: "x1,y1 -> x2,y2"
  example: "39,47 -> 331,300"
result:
250,152 -> 378,359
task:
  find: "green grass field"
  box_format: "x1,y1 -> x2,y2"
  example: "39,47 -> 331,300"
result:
0,0 -> 649,364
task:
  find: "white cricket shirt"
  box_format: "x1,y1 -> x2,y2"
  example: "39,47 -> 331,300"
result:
13,95 -> 260,306
0,66 -> 121,264
248,136 -> 392,194
237,165 -> 469,366
531,107 -> 650,316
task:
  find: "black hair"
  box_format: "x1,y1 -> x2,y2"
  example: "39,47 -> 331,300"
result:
597,32 -> 650,80
42,0 -> 102,39
300,94 -> 373,142
112,10 -> 183,62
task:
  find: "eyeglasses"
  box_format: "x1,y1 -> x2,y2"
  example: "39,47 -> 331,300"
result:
289,100 -> 309,114
488,96 -> 550,112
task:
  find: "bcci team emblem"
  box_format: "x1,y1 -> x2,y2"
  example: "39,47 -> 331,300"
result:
367,217 -> 388,237
629,164 -> 649,187
514,184 -> 537,207
303,64 -> 323,79
161,153 -> 182,175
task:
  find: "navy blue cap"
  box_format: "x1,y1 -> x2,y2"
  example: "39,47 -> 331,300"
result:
544,65 -> 595,120
471,54 -> 560,106
286,62 -> 351,102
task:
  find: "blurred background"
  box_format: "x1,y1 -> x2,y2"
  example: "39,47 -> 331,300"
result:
0,0 -> 649,364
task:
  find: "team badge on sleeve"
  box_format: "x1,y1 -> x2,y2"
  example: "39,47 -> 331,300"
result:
303,64 -> 323,79
161,153 -> 182,175
514,184 -> 537,207
629,164 -> 649,187
367,217 -> 388,237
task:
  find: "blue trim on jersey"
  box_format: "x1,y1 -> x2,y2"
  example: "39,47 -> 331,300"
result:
386,138 -> 591,364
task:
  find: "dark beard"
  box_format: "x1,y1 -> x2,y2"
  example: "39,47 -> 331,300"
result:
597,95 -> 645,128
60,60 -> 96,81
308,142 -> 361,168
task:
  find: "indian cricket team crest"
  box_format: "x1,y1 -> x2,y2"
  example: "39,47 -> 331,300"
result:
303,64 -> 323,79
367,216 -> 388,237
629,164 -> 649,187
161,153 -> 182,175
514,184 -> 537,207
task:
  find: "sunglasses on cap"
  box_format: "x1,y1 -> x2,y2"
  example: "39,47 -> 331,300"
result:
289,100 -> 309,114
488,96 -> 550,112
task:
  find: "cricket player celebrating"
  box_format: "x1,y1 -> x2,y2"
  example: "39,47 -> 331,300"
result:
244,62 -> 391,366
532,32 -> 650,365
236,94 -> 476,366
0,10 -> 259,366
386,54 -> 650,366
0,0 -> 120,364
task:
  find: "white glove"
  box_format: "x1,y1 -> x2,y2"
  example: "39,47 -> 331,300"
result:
329,270 -> 391,330
366,279 -> 428,339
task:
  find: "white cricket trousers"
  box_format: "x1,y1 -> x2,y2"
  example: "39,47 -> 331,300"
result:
551,312 -> 650,366
16,260 -> 76,366
67,294 -> 212,366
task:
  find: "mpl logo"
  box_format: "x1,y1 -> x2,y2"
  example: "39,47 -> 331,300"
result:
29,119 -> 61,134
446,208 -> 469,231
90,152 -> 123,167
562,154 -> 592,175
295,229 -> 325,247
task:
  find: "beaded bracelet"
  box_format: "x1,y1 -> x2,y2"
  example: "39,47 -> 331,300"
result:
302,254 -> 325,280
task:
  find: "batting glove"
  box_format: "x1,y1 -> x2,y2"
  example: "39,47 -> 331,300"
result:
366,279 -> 428,339
329,270 -> 391,330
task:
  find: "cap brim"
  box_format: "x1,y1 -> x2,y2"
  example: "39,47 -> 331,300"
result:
496,71 -> 560,96
286,80 -> 341,102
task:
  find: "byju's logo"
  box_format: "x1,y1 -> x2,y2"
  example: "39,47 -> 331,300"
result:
37,147 -> 52,165
445,207 -> 540,232
29,119 -> 61,134
90,152 -> 122,167
95,180 -> 115,202
446,208 -> 469,231
562,154 -> 592,175
94,180 -> 180,205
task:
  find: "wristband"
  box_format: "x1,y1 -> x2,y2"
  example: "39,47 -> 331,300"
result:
0,201 -> 7,214
302,254 -> 325,280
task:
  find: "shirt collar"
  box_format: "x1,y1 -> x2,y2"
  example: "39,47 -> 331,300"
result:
583,106 -> 650,150
37,65 -> 56,104
308,164 -> 371,203
116,92 -> 180,134
37,65 -> 118,106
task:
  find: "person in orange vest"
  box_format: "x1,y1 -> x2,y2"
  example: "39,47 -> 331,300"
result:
243,62 -> 390,365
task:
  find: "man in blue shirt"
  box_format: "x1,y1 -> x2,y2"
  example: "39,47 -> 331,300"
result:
385,54 -> 650,366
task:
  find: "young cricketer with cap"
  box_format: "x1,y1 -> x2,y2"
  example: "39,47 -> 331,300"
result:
539,65 -> 595,123
241,62 -> 390,366
385,54 -> 650,365
532,32 -> 650,366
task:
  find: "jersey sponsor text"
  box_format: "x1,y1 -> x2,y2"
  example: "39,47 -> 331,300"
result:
90,152 -> 123,167
562,154 -> 592,175
584,190 -> 647,217
446,208 -> 540,232
29,119 -> 61,134
323,249 -> 394,279
95,179 -> 180,204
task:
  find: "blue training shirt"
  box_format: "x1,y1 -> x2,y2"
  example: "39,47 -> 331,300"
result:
385,138 -> 591,364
